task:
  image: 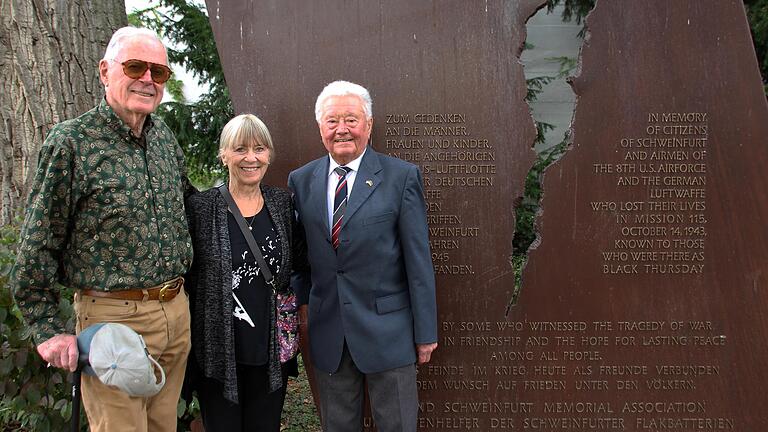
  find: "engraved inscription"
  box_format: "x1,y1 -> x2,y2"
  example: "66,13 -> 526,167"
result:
421,319 -> 728,429
385,111 -> 494,276
385,110 -> 729,429
591,112 -> 709,276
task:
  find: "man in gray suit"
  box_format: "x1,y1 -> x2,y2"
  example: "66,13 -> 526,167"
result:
289,80 -> 437,432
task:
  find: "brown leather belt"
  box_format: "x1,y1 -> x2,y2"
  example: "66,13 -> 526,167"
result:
80,277 -> 184,302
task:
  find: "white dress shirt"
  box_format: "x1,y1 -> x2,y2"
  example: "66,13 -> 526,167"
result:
327,148 -> 366,232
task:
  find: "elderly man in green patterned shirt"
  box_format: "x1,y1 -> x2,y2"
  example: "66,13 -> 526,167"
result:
10,27 -> 193,432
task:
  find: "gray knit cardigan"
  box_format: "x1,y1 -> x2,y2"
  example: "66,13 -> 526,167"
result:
185,184 -> 298,403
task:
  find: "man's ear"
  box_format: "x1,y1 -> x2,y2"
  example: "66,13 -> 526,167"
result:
98,60 -> 110,86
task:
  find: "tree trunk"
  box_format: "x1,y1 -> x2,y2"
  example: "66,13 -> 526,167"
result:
0,0 -> 127,225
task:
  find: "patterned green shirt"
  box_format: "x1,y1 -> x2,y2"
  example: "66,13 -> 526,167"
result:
11,99 -> 193,344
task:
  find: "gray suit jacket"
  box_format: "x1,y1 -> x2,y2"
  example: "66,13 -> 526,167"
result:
289,148 -> 437,374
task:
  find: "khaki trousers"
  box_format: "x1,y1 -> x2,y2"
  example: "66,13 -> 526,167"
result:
74,286 -> 191,432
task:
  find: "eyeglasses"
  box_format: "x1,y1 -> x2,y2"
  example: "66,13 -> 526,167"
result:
120,59 -> 173,84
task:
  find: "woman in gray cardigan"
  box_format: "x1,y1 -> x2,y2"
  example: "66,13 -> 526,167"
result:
185,114 -> 302,431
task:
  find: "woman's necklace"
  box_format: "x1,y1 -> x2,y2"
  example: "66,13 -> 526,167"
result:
246,214 -> 257,230
241,193 -> 264,230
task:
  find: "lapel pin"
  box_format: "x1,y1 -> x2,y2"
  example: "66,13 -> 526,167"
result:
365,179 -> 373,187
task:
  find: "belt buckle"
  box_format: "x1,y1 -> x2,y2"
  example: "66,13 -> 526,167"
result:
158,279 -> 178,302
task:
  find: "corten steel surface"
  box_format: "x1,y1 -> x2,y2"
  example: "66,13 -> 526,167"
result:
517,0 -> 768,430
208,0 -> 768,429
208,0 -> 541,430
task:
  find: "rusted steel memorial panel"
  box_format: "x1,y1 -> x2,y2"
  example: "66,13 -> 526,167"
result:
208,0 -> 768,429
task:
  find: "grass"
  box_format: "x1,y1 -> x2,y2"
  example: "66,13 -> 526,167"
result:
281,357 -> 321,431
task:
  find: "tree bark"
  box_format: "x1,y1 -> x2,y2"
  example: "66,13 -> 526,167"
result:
0,0 -> 127,225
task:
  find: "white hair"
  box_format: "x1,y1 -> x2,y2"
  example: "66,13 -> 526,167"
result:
314,80 -> 373,122
102,26 -> 166,61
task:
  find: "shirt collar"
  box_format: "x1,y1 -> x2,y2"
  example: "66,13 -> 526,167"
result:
328,148 -> 366,177
96,97 -> 155,143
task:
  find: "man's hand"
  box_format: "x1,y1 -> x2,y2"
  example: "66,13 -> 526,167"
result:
297,304 -> 315,363
298,304 -> 309,330
416,342 -> 438,365
37,334 -> 78,372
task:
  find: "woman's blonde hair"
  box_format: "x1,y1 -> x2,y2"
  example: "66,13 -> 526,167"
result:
219,114 -> 275,162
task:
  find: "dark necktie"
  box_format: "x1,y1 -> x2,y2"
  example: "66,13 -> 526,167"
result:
332,166 -> 352,249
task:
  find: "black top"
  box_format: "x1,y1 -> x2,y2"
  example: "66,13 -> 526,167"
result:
228,208 -> 282,365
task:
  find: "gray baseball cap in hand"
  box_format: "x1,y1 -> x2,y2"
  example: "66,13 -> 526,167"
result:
77,323 -> 166,397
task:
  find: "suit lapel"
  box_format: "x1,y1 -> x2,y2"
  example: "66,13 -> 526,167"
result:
343,148 -> 381,228
309,158 -> 331,239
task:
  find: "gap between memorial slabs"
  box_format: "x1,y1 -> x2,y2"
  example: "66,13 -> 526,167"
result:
508,3 -> 589,312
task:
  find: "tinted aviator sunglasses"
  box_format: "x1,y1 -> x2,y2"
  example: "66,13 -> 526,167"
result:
120,59 -> 173,84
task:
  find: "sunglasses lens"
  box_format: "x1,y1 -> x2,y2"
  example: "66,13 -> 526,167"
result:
149,65 -> 172,84
121,60 -> 172,84
122,60 -> 148,79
